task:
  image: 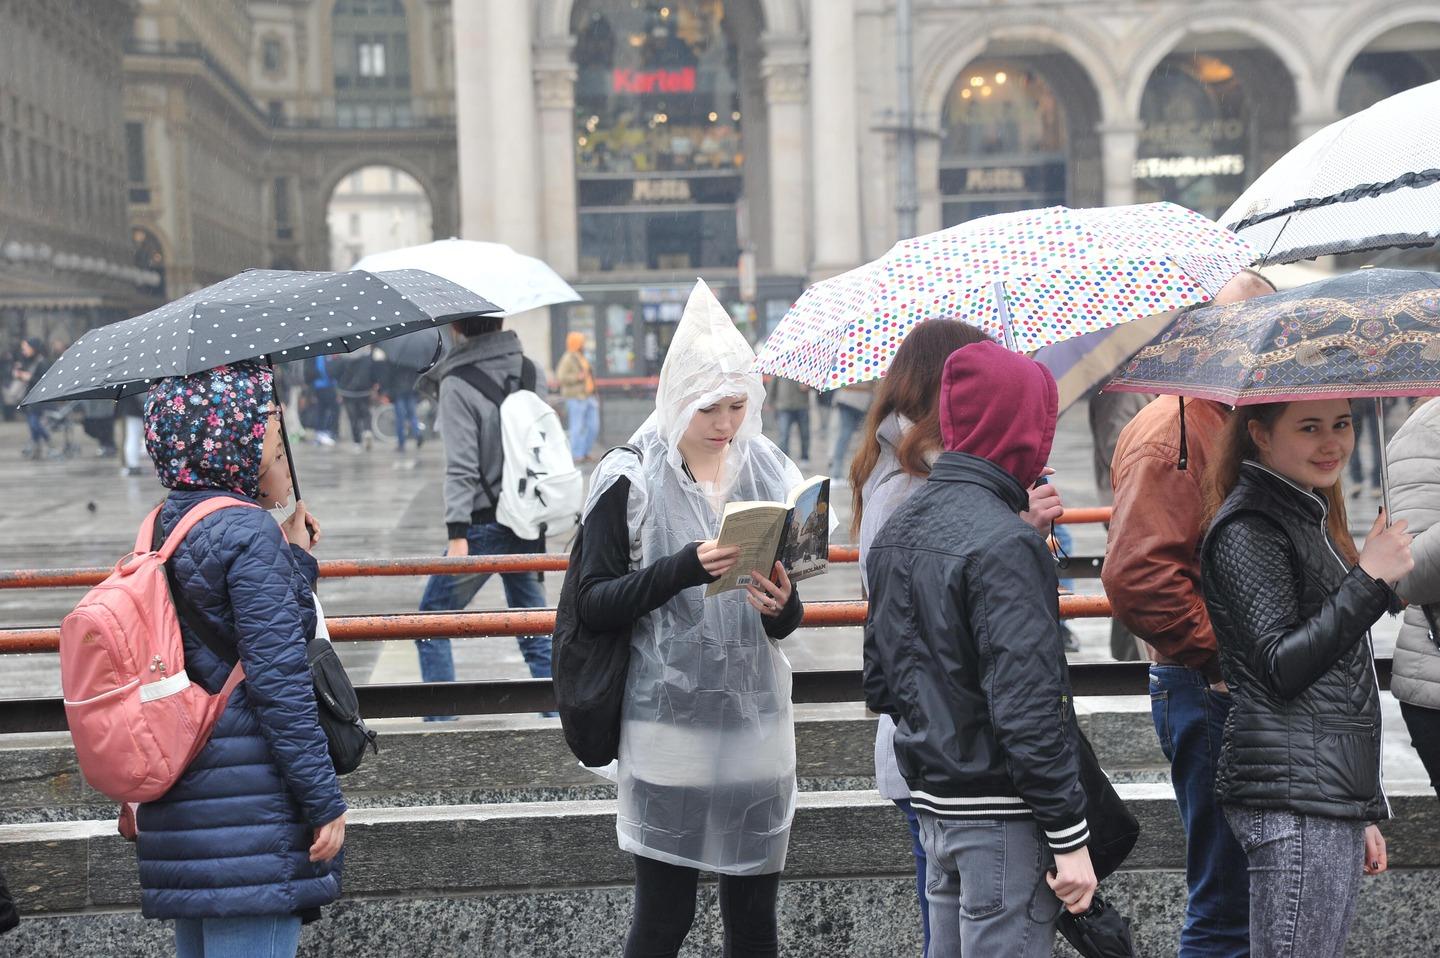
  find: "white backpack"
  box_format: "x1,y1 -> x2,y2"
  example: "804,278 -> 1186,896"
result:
448,360 -> 584,541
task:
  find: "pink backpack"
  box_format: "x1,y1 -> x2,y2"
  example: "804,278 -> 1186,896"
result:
60,498 -> 255,803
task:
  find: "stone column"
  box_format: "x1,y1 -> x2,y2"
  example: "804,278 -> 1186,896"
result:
483,0 -> 540,254
1097,121 -> 1141,207
1295,111 -> 1340,142
535,39 -> 579,278
762,34 -> 809,277
808,0 -> 861,274
452,0 -> 493,239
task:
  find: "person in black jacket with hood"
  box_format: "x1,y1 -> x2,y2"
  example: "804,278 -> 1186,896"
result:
865,341 -> 1094,957
1201,398 -> 1410,958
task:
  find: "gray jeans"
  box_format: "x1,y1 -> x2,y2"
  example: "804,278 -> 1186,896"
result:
916,812 -> 1063,958
1223,805 -> 1366,958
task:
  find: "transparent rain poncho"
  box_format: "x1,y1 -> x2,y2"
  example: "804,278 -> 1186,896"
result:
583,280 -> 802,875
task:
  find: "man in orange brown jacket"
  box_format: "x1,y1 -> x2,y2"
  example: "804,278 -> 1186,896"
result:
1102,268 -> 1274,958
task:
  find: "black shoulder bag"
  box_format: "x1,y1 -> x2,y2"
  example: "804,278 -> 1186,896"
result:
155,514 -> 378,774
552,444 -> 641,767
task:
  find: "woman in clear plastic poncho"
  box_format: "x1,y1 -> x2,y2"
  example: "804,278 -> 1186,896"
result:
572,280 -> 806,958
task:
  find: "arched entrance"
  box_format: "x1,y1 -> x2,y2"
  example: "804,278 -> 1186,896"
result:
325,164 -> 434,269
1133,43 -> 1297,219
935,44 -> 1103,228
1337,23 -> 1440,115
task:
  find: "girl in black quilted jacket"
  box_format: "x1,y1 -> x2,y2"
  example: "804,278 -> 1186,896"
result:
1200,398 -> 1411,958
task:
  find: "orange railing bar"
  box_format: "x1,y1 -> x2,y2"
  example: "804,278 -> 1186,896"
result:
0,508 -> 1110,591
0,595 -> 1113,655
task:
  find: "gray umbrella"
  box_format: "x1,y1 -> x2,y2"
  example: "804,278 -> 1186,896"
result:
376,326 -> 447,373
22,268 -> 498,501
20,268 -> 498,405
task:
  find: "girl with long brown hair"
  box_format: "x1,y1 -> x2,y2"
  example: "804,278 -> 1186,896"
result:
1199,398 -> 1411,958
853,319 -> 1064,951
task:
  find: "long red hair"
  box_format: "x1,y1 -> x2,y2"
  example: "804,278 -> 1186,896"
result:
849,320 -> 991,534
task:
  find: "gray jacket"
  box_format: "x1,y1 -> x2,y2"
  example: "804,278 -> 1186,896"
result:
859,413 -> 930,800
1386,400 -> 1440,710
418,330 -> 532,539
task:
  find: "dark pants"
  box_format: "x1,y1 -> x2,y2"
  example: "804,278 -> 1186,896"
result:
342,396 -> 371,444
1400,700 -> 1440,800
623,854 -> 781,958
775,409 -> 810,461
1150,665 -> 1250,957
312,386 -> 339,436
893,798 -> 931,951
24,409 -> 49,444
393,391 -> 421,448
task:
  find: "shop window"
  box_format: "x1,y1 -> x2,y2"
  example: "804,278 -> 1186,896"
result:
572,1 -> 743,273
939,63 -> 1068,227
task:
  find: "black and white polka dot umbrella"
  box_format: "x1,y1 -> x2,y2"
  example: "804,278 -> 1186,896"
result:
20,268 -> 499,406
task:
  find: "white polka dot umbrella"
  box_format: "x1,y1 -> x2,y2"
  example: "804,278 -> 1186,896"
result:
19,268 -> 500,405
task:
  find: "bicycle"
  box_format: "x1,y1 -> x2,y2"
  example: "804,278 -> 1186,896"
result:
371,394 -> 439,447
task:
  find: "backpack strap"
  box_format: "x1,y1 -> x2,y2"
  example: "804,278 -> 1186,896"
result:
446,364 -> 511,409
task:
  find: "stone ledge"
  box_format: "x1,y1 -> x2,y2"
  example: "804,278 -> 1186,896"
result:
0,708 -> 1167,822
5,785 -> 1440,919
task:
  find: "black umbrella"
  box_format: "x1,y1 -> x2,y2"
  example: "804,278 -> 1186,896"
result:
22,268 -> 498,498
376,326 -> 447,373
1058,892 -> 1135,958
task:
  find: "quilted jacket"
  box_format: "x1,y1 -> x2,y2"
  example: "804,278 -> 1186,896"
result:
1201,461 -> 1392,821
135,490 -> 347,919
1384,400 -> 1440,711
864,452 -> 1091,854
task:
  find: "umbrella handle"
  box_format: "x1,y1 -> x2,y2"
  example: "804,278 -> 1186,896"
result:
1376,397 -> 1391,524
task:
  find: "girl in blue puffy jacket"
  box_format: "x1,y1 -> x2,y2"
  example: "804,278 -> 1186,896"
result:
140,361 -> 346,958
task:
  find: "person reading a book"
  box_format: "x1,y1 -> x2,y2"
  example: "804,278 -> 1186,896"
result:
570,279 -> 806,958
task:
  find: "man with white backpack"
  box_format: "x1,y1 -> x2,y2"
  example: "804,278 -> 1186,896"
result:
415,315 -> 583,696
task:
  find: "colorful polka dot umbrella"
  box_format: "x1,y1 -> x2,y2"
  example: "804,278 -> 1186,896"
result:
754,202 -> 1257,389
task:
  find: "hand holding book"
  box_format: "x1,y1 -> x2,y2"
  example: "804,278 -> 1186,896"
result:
744,562 -> 793,617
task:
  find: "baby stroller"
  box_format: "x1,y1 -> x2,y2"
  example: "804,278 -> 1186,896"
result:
29,400 -> 81,459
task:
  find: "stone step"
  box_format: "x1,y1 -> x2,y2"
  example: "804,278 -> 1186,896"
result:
1,786 -> 1438,957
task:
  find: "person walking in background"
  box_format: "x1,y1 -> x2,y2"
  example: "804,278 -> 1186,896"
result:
80,399 -> 117,458
1102,269 -> 1274,958
1348,398 -> 1385,498
770,375 -> 812,464
138,362 -> 346,958
377,349 -> 424,453
334,346 -> 380,453
1383,400 -> 1440,799
413,316 -> 551,692
12,338 -> 52,459
118,394 -> 146,477
829,382 -> 873,481
1201,399 -> 1402,958
865,341 -> 1095,956
556,331 -> 600,462
571,281 -> 803,958
851,320 -> 1064,955
305,354 -> 339,447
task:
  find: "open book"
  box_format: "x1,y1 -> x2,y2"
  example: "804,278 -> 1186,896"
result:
706,476 -> 831,597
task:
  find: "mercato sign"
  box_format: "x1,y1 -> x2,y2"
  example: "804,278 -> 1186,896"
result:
611,67 -> 697,95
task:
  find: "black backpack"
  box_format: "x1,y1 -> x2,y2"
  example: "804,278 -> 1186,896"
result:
552,445 -> 641,767
155,506 -> 378,774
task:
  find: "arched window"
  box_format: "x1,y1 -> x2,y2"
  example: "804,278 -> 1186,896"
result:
939,61 -> 1068,226
1339,50 -> 1437,116
332,0 -> 411,128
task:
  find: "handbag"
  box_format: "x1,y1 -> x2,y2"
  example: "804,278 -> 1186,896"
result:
552,444 -> 641,767
155,510 -> 378,774
1074,725 -> 1140,881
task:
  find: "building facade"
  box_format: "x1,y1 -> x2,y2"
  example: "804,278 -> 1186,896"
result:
0,0 -> 154,345
452,0 -> 1440,376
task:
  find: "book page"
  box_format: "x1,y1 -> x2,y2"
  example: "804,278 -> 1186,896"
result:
705,503 -> 789,596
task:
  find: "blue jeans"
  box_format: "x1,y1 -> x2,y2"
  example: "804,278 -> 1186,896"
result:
894,798 -> 931,952
174,915 -> 302,958
775,408 -> 810,461
567,397 -> 599,460
1223,806 -> 1364,958
916,812 -> 1063,958
393,390 -> 421,448
417,522 -> 550,687
1150,665 -> 1250,957
25,409 -> 49,444
829,403 -> 867,479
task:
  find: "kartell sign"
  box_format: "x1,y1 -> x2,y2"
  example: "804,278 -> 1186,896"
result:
611,67 -> 697,94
